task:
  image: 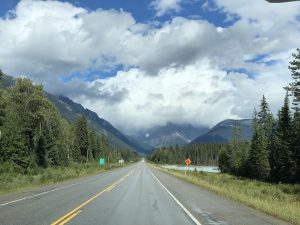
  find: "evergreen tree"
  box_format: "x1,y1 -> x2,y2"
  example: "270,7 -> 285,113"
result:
226,121 -> 249,175
7,79 -> 55,154
0,70 -> 5,127
271,93 -> 294,183
0,112 -> 30,172
43,107 -> 62,166
0,71 -> 5,155
59,119 -> 72,165
88,128 -> 98,160
74,114 -> 89,162
247,109 -> 270,180
35,132 -> 47,168
286,48 -> 300,105
258,95 -> 273,136
293,108 -> 300,183
218,146 -> 230,173
285,48 -> 300,183
72,134 -> 81,162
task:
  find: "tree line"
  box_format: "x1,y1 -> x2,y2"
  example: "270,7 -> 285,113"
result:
219,49 -> 300,184
148,143 -> 224,166
0,75 -> 138,173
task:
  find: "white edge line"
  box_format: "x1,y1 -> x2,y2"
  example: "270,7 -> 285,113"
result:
149,168 -> 202,225
0,166 -> 135,207
0,177 -> 99,207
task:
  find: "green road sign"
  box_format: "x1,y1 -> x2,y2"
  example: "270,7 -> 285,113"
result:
99,158 -> 105,166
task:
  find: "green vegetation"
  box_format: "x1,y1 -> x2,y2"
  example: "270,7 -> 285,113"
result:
159,168 -> 300,225
0,162 -> 128,195
148,143 -> 224,165
0,72 -> 139,193
219,49 -> 300,183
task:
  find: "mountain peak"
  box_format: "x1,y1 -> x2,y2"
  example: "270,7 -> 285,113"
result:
191,119 -> 252,144
133,123 -> 209,148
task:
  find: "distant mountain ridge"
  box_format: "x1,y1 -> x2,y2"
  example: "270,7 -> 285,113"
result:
2,74 -> 153,155
191,119 -> 252,144
46,95 -> 153,155
132,122 -> 209,148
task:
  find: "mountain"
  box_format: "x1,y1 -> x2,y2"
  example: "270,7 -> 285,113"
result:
2,74 -> 152,155
1,74 -> 14,87
46,95 -> 153,155
132,122 -> 209,148
191,119 -> 252,144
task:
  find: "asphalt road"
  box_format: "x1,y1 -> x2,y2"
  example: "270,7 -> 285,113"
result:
0,162 -> 291,225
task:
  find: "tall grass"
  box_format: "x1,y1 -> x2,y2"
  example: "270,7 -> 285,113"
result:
0,162 -> 126,195
160,168 -> 300,225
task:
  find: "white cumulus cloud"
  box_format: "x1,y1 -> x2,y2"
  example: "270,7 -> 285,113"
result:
150,0 -> 184,17
75,60 -> 289,133
0,0 -> 299,133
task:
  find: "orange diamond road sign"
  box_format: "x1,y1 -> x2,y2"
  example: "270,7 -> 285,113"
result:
185,158 -> 191,166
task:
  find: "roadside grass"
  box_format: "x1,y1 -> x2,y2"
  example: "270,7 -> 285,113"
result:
158,167 -> 300,225
0,162 -> 127,195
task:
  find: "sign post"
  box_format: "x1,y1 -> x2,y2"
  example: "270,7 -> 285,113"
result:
185,158 -> 191,176
99,158 -> 105,166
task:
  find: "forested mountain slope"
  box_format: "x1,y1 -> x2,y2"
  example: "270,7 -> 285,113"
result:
1,74 -> 152,155
191,119 -> 252,144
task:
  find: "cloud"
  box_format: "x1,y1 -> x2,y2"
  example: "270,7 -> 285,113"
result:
45,77 -> 129,105
0,0 -> 136,78
2,0 -> 298,77
0,0 -> 299,133
150,0 -> 183,17
77,60 -> 289,133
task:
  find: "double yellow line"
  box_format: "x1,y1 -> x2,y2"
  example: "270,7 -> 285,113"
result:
51,170 -> 134,225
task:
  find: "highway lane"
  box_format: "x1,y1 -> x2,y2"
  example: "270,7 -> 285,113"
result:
0,164 -> 137,225
65,163 -> 195,225
0,162 -> 291,225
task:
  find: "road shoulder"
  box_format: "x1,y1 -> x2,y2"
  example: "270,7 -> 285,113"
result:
149,165 -> 292,225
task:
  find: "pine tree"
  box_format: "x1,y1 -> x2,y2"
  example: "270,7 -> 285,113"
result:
258,95 -> 274,138
285,48 -> 300,183
35,132 -> 47,168
72,135 -> 81,162
88,128 -> 99,160
0,70 -> 5,127
286,48 -> 300,105
293,108 -> 300,183
247,109 -> 270,180
74,114 -> 89,162
227,121 -> 249,175
58,119 -> 72,165
218,146 -> 230,173
271,93 -> 294,183
0,72 -> 5,155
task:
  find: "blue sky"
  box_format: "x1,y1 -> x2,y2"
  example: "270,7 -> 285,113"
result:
0,0 -> 299,131
0,0 -> 239,27
74,0 -> 239,27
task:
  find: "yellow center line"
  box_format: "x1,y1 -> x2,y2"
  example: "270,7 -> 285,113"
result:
59,210 -> 82,225
51,170 -> 134,225
105,184 -> 116,192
